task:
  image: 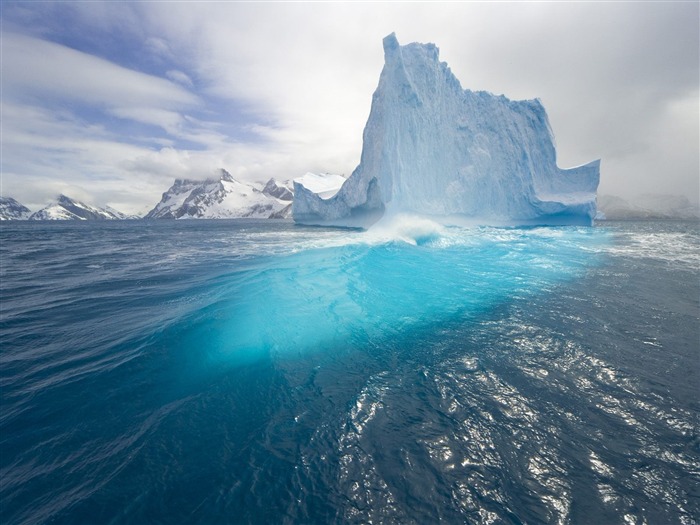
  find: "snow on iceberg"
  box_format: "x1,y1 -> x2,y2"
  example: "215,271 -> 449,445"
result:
293,33 -> 600,228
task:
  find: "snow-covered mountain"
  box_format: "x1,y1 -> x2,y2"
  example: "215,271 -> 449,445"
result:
0,197 -> 31,220
294,33 -> 599,228
30,195 -> 129,220
145,169 -> 295,219
103,206 -> 136,220
597,194 -> 700,220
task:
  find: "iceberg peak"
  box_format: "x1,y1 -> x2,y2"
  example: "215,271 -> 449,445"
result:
293,34 -> 600,228
383,32 -> 399,54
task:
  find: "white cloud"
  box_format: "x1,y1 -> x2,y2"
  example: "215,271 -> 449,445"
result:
145,36 -> 172,60
3,32 -> 198,110
123,147 -> 219,181
166,70 -> 194,88
0,100 -> 163,213
109,107 -> 184,135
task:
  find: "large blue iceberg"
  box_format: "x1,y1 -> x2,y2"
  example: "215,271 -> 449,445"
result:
293,33 -> 600,227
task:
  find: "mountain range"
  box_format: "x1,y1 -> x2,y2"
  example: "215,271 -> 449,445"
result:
1,195 -> 133,221
2,182 -> 697,222
0,171 -> 345,221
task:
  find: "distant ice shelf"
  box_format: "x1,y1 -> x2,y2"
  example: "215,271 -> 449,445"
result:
293,33 -> 600,228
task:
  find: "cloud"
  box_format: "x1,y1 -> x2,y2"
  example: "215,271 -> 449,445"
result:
123,147 -> 220,181
3,32 -> 197,111
145,36 -> 172,60
0,100 -> 161,212
166,69 -> 194,88
110,106 -> 181,133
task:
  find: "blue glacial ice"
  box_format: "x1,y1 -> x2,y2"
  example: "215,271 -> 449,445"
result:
293,33 -> 600,228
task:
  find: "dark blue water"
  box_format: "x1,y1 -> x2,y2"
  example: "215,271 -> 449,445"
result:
1,219 -> 698,524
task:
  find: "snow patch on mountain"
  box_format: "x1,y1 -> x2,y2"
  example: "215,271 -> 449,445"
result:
293,33 -> 600,228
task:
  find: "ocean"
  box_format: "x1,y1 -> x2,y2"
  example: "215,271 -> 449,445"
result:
1,219 -> 698,524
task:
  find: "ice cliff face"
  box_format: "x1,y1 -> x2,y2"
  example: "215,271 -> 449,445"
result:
293,33 -> 600,227
30,195 -> 128,220
146,169 -> 294,219
0,197 -> 31,220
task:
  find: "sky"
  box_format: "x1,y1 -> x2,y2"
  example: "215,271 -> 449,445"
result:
1,1 -> 698,215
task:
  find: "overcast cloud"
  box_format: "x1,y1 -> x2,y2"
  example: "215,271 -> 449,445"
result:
1,1 -> 697,214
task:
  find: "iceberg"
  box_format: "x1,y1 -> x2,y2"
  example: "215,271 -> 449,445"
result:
293,34 -> 600,228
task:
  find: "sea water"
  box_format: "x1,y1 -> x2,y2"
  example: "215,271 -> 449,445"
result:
1,219 -> 698,524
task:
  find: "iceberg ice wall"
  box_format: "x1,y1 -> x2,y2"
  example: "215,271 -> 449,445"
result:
293,33 -> 600,227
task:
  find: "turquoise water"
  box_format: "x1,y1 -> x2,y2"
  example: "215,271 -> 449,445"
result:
193,221 -> 603,364
1,219 -> 698,524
